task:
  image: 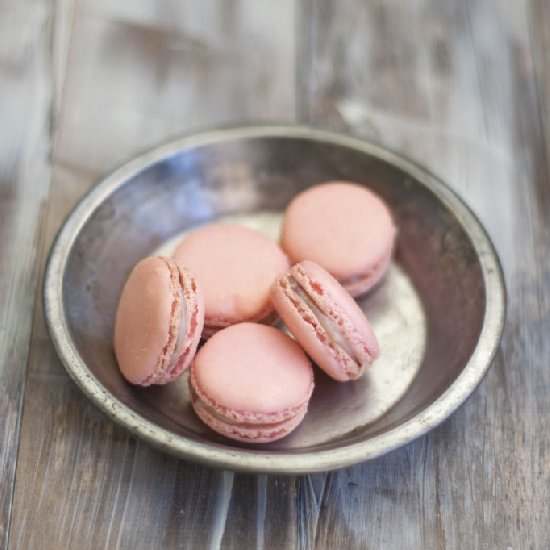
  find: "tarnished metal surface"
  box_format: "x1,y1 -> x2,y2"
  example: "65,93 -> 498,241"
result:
44,125 -> 506,473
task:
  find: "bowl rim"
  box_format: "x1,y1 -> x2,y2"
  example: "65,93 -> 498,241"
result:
43,124 -> 506,474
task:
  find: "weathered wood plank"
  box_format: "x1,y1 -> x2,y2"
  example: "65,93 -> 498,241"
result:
298,0 -> 550,548
529,0 -> 550,159
52,0 -> 78,119
9,1 -> 299,548
7,0 -> 550,548
0,1 -> 52,546
53,0 -> 296,173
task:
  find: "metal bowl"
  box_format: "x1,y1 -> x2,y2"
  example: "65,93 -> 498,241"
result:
44,125 -> 506,473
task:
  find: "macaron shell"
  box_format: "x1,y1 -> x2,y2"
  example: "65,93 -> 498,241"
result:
191,323 -> 314,415
173,224 -> 289,330
114,257 -> 175,385
280,181 -> 396,287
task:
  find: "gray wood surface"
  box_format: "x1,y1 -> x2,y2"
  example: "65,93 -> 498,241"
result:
0,1 -> 52,547
1,0 -> 548,548
299,1 -> 550,548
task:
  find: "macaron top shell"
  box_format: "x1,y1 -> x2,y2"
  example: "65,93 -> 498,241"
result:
115,257 -> 177,384
280,181 -> 396,284
173,224 -> 289,326
192,323 -> 314,415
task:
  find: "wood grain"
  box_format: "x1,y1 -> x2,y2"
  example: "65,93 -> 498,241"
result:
529,0 -> 550,158
53,0 -> 296,173
299,0 -> 550,547
3,0 -> 550,547
8,1 -> 299,548
0,1 -> 52,546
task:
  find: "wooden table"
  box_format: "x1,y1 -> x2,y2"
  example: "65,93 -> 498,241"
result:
1,1 -> 548,548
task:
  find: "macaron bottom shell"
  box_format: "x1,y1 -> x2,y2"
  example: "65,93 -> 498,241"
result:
189,380 -> 309,443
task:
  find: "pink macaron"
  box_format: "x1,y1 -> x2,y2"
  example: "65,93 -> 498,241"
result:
173,224 -> 289,337
280,181 -> 396,297
114,256 -> 204,385
189,323 -> 314,443
271,260 -> 379,381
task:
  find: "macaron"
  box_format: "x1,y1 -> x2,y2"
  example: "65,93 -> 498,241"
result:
280,181 -> 396,296
173,224 -> 289,337
114,256 -> 204,385
271,260 -> 379,381
189,323 -> 314,443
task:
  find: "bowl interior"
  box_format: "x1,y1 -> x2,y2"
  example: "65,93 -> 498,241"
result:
62,135 -> 485,454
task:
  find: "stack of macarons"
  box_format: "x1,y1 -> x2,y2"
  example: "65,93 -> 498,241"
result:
114,181 -> 396,443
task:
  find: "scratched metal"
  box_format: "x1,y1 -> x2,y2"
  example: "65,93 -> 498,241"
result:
43,125 -> 506,473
